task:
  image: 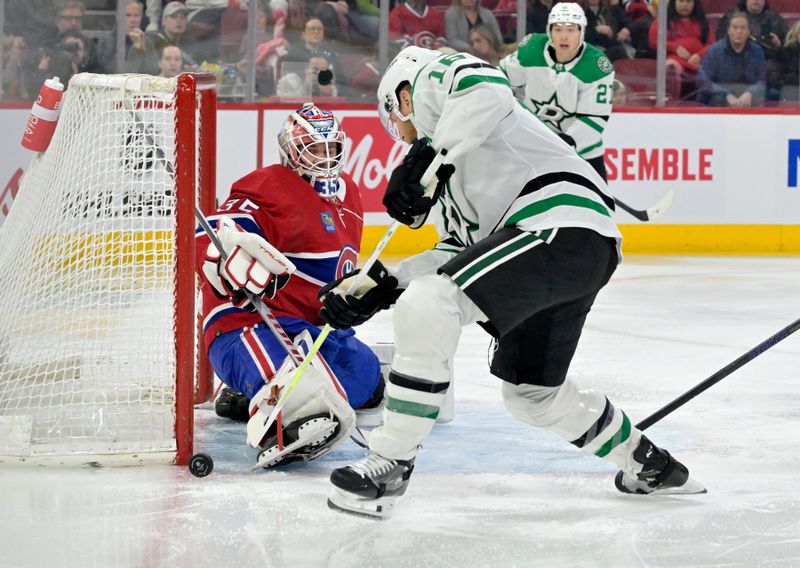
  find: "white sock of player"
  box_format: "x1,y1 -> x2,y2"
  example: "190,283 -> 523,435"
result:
501,380 -> 642,473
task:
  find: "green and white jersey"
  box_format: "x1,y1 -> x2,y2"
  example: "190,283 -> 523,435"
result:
393,51 -> 621,286
499,33 -> 615,160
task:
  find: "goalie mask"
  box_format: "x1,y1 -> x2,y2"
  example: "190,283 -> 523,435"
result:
377,46 -> 440,141
547,2 -> 587,46
278,103 -> 346,198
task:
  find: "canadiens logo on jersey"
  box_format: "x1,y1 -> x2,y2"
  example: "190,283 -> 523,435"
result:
335,245 -> 359,279
320,212 -> 336,232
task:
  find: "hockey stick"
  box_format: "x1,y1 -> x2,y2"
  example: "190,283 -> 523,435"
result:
637,316 -> 800,430
614,190 -> 674,222
260,149 -> 449,438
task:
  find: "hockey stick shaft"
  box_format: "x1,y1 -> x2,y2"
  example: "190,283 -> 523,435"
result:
263,149 -> 449,429
637,317 -> 800,430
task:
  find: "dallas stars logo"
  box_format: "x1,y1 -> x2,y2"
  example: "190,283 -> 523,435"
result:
528,91 -> 573,130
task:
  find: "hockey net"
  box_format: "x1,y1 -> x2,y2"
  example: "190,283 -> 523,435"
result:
0,73 -> 216,466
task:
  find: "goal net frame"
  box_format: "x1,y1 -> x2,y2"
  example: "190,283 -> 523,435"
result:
0,72 -> 216,466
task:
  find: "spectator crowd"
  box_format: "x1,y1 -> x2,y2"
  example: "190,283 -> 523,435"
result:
2,0 -> 799,106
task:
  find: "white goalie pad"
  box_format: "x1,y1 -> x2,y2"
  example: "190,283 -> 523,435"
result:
246,331 -> 356,467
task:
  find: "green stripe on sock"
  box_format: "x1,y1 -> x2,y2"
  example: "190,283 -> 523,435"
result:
595,412 -> 632,458
386,396 -> 440,420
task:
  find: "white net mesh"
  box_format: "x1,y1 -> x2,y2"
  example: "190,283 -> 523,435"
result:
0,74 -> 195,464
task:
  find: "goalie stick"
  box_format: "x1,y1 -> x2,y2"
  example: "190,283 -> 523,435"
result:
637,316 -> 800,430
614,190 -> 674,222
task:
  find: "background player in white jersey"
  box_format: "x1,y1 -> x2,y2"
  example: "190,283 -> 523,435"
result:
196,104 -> 389,468
319,47 -> 704,518
500,3 -> 615,181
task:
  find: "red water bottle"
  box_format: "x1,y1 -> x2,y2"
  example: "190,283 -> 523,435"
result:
21,76 -> 65,153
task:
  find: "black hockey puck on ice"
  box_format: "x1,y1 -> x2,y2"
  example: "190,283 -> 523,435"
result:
188,452 -> 214,477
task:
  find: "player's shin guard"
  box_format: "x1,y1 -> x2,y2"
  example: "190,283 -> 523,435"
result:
501,381 -> 705,494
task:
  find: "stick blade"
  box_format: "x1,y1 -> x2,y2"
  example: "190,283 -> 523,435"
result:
645,189 -> 675,221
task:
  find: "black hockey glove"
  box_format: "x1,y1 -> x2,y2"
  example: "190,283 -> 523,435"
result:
383,139 -> 455,227
318,260 -> 402,329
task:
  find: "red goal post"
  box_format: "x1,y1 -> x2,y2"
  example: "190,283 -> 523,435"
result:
0,72 -> 216,466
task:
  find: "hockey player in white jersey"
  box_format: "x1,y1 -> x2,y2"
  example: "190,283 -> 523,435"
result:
499,2 -> 615,180
319,46 -> 704,519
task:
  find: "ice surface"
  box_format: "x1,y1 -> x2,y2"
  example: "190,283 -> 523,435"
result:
1,256 -> 799,567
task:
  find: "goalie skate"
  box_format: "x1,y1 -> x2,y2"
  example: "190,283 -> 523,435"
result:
615,436 -> 706,495
327,453 -> 414,519
215,387 -> 249,422
254,413 -> 339,469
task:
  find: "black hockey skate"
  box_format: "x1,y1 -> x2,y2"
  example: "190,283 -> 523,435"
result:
615,436 -> 706,495
328,453 -> 414,519
215,387 -> 250,422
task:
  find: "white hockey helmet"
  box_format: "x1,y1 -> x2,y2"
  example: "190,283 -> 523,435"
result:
377,46 -> 440,141
547,2 -> 588,45
277,103 -> 346,198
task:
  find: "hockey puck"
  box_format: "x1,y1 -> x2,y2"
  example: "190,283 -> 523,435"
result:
188,452 -> 214,477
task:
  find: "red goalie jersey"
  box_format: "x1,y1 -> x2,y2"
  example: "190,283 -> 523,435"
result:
195,164 -> 364,348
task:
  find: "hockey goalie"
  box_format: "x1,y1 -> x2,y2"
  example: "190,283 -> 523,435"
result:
196,104 -> 393,468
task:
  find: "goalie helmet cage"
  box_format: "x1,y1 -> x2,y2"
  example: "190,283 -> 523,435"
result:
0,73 -> 216,467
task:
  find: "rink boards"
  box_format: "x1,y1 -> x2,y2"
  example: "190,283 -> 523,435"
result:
2,105 -> 799,254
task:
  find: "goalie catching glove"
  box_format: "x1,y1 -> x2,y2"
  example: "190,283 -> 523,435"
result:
318,260 -> 402,329
202,216 -> 295,309
383,139 -> 455,228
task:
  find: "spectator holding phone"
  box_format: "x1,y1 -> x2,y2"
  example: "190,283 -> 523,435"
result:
715,0 -> 787,61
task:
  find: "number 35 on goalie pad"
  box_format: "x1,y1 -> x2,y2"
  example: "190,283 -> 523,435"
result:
246,330 -> 356,468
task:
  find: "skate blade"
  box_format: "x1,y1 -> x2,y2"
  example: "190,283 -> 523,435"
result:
327,489 -> 397,520
649,476 -> 707,495
617,472 -> 707,495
